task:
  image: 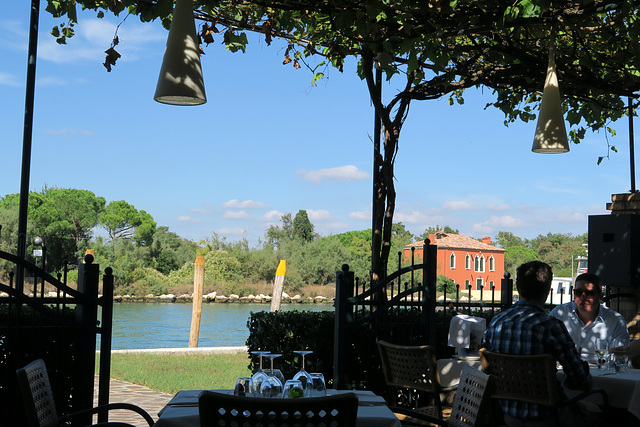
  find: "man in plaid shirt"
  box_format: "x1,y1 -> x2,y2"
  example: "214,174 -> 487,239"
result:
482,261 -> 594,426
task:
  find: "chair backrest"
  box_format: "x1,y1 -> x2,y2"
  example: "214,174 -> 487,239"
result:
198,390 -> 359,427
448,365 -> 492,427
479,349 -> 561,407
16,359 -> 60,427
377,339 -> 439,394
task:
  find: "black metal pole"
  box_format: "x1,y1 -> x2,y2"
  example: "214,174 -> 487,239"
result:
629,97 -> 636,193
16,0 -> 40,293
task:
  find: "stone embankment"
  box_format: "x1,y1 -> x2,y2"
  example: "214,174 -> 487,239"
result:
0,290 -> 333,304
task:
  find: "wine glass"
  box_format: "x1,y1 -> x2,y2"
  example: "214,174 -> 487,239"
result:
282,379 -> 304,399
309,372 -> 326,397
260,353 -> 284,398
234,376 -> 255,396
293,350 -> 314,396
250,351 -> 270,396
594,348 -> 608,370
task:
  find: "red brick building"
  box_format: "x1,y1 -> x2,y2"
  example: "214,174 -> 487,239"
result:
404,232 -> 506,291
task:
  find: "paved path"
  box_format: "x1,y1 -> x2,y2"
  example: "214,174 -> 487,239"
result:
93,376 -> 173,426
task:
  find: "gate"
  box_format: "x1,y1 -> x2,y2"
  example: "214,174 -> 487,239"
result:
0,250 -> 114,426
333,240 -> 437,393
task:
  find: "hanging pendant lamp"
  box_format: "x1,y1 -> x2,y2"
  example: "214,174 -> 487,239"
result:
532,29 -> 569,153
154,0 -> 207,105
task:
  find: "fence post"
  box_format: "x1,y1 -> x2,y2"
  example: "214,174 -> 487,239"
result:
97,266 -> 114,424
75,254 -> 99,425
501,272 -> 513,310
424,240 -> 437,346
190,256 -> 205,347
333,264 -> 354,390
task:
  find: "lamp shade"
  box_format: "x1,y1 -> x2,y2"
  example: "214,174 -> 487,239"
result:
154,0 -> 206,105
531,36 -> 569,153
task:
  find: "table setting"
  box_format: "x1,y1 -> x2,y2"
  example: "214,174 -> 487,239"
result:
154,350 -> 401,427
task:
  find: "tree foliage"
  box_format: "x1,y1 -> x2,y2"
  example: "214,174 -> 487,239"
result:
45,0 -> 640,281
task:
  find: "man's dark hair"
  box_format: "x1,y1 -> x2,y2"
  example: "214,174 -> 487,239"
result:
574,272 -> 603,296
516,261 -> 553,301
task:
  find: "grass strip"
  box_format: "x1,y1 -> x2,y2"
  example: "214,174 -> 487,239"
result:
104,352 -> 252,395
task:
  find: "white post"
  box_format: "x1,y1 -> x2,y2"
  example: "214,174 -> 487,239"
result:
270,260 -> 287,312
189,255 -> 205,347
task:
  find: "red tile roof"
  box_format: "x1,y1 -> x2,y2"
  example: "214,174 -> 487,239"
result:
406,233 -> 505,252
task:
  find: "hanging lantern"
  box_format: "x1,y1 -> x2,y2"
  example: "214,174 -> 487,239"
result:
154,0 -> 207,106
532,29 -> 569,153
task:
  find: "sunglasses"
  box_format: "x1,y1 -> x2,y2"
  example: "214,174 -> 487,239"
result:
573,289 -> 599,298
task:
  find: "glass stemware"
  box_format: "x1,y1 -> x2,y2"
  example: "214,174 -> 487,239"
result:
594,348 -> 608,370
292,350 -> 314,396
250,351 -> 270,396
260,353 -> 284,398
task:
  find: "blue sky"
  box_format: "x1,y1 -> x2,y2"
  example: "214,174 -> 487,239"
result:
1,3 -> 634,247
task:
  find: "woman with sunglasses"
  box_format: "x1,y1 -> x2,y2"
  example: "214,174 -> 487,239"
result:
549,272 -> 630,364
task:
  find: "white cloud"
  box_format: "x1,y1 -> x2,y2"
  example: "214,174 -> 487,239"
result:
307,209 -> 332,221
472,215 -> 528,234
217,227 -> 245,235
222,210 -> 249,219
349,210 -> 370,220
0,72 -> 21,87
177,216 -> 202,223
537,211 -> 586,223
298,165 -> 369,184
263,210 -> 284,221
222,199 -> 265,209
442,200 -> 476,211
395,211 -> 431,224
45,128 -> 95,136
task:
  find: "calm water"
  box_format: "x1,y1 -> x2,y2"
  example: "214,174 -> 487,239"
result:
104,303 -> 334,350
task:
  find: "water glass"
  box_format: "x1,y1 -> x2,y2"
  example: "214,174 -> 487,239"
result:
615,354 -> 629,374
282,379 -> 304,399
234,376 -> 255,397
309,373 -> 326,397
594,348 -> 608,370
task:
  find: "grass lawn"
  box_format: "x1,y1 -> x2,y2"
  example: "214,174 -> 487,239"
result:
102,351 -> 252,395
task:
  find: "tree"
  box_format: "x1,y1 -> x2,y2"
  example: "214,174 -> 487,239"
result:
419,226 -> 460,240
292,210 -> 315,242
47,0 -> 640,282
265,213 -> 293,249
99,200 -> 156,243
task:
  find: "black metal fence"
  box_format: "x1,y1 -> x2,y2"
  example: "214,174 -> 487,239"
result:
0,250 -> 114,426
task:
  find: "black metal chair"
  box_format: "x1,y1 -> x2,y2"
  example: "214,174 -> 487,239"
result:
16,359 -> 154,427
198,390 -> 358,427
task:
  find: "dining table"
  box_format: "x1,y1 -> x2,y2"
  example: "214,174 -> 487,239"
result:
154,388 -> 402,427
557,367 -> 640,420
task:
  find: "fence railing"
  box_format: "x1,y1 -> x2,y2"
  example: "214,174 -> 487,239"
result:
0,250 -> 114,426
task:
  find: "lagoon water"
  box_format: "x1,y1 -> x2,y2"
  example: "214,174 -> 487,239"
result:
106,303 -> 334,350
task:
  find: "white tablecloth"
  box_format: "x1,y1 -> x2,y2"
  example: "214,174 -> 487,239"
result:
437,357 -> 482,389
155,389 -> 401,427
558,368 -> 640,419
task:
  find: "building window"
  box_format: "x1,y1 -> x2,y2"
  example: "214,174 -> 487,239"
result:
489,256 -> 495,272
450,253 -> 456,269
465,280 -> 471,290
489,280 -> 494,290
465,254 -> 471,270
474,255 -> 485,272
476,278 -> 483,290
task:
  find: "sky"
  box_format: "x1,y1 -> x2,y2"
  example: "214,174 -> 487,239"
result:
1,3 -> 635,248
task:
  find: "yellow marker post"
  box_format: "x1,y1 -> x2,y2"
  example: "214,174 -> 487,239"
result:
271,260 -> 287,312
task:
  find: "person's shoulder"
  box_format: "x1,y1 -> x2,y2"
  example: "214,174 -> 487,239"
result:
599,303 -> 626,320
549,301 -> 573,316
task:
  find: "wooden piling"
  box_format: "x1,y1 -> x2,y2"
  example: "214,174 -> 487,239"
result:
270,260 -> 287,312
189,255 -> 205,347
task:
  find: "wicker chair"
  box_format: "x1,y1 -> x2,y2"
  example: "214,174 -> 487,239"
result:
479,349 -> 609,426
377,340 -> 447,419
389,365 -> 493,427
198,390 -> 358,426
16,359 -> 154,427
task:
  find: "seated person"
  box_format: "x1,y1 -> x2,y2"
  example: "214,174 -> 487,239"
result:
549,272 -> 630,363
482,261 -> 594,427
